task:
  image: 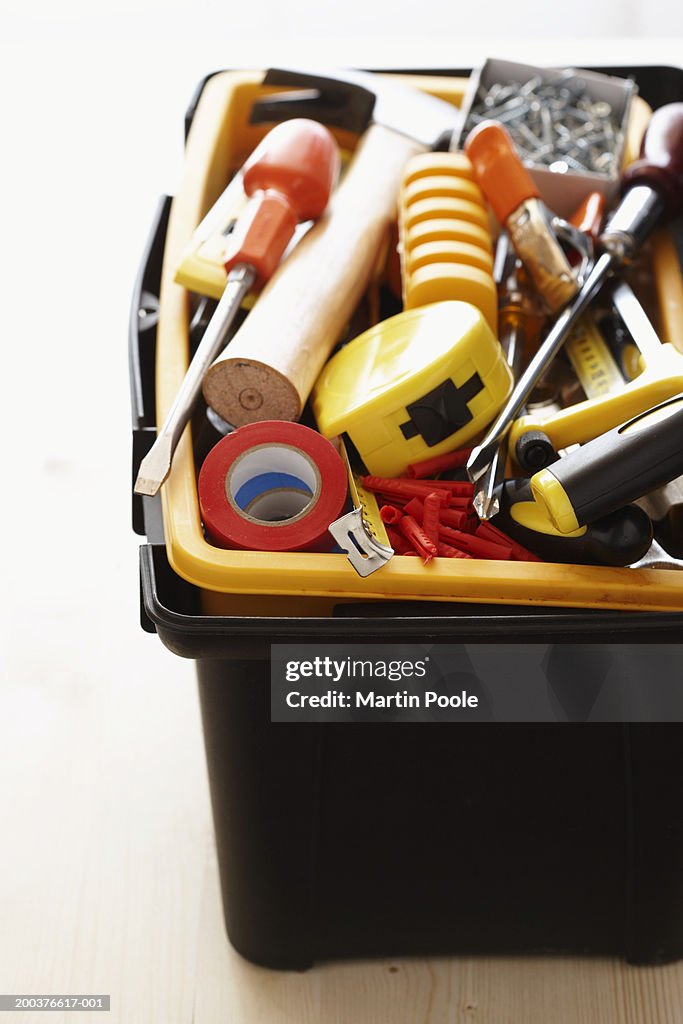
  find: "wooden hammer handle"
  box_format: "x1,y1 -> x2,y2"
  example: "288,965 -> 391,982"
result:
202,123 -> 425,425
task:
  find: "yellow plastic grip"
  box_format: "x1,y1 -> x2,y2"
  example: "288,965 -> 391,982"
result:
404,264 -> 498,334
530,469 -> 581,534
402,175 -> 486,208
398,153 -> 496,331
404,217 -> 493,253
403,196 -> 490,231
406,239 -> 494,276
510,496 -> 587,537
402,151 -> 476,185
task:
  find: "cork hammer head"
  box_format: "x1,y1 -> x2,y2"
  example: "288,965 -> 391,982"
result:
251,67 -> 460,149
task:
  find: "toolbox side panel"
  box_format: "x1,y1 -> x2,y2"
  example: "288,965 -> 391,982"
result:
315,723 -> 627,959
129,196 -> 172,536
196,660 -> 325,969
624,723 -> 683,963
194,655 -> 683,967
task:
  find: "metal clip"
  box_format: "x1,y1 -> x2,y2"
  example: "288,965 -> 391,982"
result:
329,508 -> 394,577
551,216 -> 594,288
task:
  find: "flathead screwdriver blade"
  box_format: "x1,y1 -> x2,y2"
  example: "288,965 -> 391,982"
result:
134,435 -> 175,498
473,435 -> 507,520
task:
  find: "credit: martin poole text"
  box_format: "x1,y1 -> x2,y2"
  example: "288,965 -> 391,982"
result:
285,689 -> 479,709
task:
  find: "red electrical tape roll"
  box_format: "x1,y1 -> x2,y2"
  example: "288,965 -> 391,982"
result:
198,421 -> 348,552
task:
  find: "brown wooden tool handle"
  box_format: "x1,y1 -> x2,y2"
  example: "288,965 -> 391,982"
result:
622,102 -> 683,219
202,123 -> 425,425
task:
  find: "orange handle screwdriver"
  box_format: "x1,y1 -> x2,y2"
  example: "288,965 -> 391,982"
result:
135,118 -> 339,496
465,120 -> 578,312
225,118 -> 340,283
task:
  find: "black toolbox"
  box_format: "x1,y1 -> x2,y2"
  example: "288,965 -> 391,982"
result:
131,65 -> 683,970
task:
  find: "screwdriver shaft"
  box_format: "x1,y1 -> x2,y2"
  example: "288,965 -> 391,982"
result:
467,251 -> 614,482
134,263 -> 255,496
163,264 -> 255,446
474,315 -> 525,519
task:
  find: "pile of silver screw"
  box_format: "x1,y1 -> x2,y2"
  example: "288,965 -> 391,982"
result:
465,71 -> 627,176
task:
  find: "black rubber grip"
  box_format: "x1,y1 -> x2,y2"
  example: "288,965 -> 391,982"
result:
494,479 -> 652,566
538,395 -> 683,526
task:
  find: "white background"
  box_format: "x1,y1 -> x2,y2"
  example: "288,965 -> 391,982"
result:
1,8 -> 683,1021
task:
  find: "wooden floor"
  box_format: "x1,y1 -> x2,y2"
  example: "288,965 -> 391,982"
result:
2,31 -> 683,1024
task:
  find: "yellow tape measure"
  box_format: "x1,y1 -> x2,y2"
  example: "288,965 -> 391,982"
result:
314,302 -> 513,478
328,440 -> 394,577
345,455 -> 390,546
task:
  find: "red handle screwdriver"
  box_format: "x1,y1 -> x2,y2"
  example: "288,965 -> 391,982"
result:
135,118 -> 340,496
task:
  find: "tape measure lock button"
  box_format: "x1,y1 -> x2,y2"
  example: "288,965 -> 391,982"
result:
399,373 -> 484,446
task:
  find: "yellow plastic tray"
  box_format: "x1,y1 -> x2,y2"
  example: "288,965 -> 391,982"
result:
156,69 -> 683,612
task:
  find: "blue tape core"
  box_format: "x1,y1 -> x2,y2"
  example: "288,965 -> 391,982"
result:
234,472 -> 313,512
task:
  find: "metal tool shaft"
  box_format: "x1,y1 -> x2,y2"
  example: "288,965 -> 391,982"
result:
134,264 -> 254,496
473,433 -> 508,520
609,279 -> 664,362
474,237 -> 532,518
474,317 -> 524,519
467,251 -> 614,482
163,265 -> 253,446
